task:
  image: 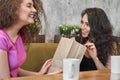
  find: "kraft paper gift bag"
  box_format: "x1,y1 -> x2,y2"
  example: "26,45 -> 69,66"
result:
47,37 -> 86,73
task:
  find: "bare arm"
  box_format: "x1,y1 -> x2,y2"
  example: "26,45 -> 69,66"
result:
18,68 -> 40,76
87,42 -> 117,70
92,57 -> 107,70
0,49 -> 10,79
85,42 -> 108,70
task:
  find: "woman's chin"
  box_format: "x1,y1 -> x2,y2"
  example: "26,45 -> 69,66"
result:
30,21 -> 35,24
27,21 -> 34,24
82,35 -> 88,38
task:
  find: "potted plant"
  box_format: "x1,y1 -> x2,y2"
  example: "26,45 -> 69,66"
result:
54,24 -> 80,43
58,24 -> 80,35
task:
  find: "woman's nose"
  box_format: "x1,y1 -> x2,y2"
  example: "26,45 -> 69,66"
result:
32,7 -> 37,13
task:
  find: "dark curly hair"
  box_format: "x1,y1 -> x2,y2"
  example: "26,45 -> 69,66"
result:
0,0 -> 47,43
75,8 -> 118,66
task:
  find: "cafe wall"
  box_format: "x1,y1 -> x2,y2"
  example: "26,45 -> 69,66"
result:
41,0 -> 120,42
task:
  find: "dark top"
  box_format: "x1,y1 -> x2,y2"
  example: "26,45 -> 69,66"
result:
80,56 -> 97,71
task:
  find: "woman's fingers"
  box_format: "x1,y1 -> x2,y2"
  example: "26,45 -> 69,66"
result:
85,42 -> 95,49
47,70 -> 62,75
39,59 -> 52,74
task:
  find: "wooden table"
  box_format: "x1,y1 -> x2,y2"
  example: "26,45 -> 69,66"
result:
3,69 -> 120,80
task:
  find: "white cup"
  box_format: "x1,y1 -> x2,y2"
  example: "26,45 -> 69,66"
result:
63,58 -> 80,80
111,56 -> 120,73
110,73 -> 120,80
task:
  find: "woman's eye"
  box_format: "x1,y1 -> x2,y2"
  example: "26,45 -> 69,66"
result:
27,5 -> 31,8
27,3 -> 32,8
85,22 -> 89,26
86,23 -> 89,26
81,20 -> 83,24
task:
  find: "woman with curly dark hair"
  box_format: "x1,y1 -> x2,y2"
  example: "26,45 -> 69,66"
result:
0,0 -> 59,79
75,8 -> 118,71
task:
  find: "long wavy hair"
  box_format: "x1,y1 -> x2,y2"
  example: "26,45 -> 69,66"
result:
76,8 -> 118,65
0,0 -> 47,43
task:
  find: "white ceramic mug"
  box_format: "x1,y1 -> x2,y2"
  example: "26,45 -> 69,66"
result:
111,56 -> 120,73
110,73 -> 120,80
63,58 -> 80,80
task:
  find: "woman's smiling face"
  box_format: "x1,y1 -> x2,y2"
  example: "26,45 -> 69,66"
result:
80,14 -> 90,38
16,0 -> 37,25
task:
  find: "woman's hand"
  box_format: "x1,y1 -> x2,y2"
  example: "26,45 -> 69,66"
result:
47,70 -> 62,75
39,59 -> 52,74
84,42 -> 97,59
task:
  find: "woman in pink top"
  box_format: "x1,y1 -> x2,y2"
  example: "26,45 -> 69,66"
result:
0,0 -> 59,79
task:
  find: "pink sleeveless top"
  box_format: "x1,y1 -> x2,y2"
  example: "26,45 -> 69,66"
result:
0,30 -> 26,77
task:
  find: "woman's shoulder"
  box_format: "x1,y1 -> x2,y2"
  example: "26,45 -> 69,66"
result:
0,30 -> 9,51
0,30 -> 7,40
0,30 -> 11,43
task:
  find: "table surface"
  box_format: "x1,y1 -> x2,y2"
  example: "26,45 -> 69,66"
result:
3,69 -> 120,80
